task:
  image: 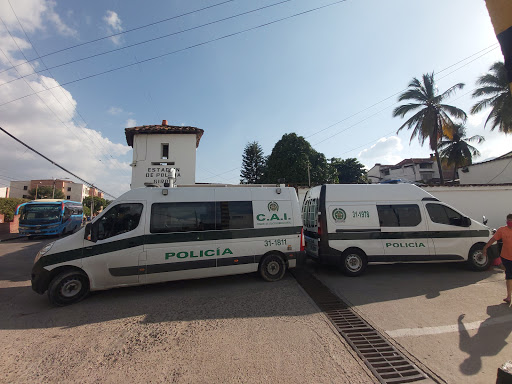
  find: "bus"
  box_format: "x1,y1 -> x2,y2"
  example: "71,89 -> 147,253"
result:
16,199 -> 84,236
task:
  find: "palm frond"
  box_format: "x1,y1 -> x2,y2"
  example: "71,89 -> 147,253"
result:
438,83 -> 465,101
439,104 -> 467,121
392,103 -> 423,118
395,108 -> 426,133
470,94 -> 501,114
467,134 -> 485,144
471,86 -> 504,98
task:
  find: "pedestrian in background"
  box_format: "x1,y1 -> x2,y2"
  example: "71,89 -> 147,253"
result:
483,213 -> 512,305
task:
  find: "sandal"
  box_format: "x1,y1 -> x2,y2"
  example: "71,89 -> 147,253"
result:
504,298 -> 511,304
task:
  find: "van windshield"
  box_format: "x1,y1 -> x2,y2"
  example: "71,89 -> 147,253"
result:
19,205 -> 62,224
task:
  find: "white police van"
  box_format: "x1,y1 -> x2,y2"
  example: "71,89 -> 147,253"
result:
302,184 -> 493,276
32,185 -> 304,305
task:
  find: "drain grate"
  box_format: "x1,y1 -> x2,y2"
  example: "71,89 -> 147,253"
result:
292,269 -> 433,384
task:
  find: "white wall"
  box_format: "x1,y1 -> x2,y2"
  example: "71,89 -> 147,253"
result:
63,182 -> 88,202
459,157 -> 512,184
423,185 -> 512,230
0,187 -> 8,198
8,181 -> 30,199
131,134 -> 196,188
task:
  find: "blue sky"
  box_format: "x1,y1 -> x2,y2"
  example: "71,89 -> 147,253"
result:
0,0 -> 510,197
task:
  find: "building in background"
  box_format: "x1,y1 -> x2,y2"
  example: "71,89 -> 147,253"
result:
9,179 -> 103,201
367,156 -> 454,184
125,120 -> 204,188
0,187 -> 8,198
458,151 -> 512,185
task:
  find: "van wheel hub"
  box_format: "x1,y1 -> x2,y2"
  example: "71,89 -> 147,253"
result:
472,250 -> 487,266
266,260 -> 280,276
60,279 -> 82,298
346,254 -> 362,271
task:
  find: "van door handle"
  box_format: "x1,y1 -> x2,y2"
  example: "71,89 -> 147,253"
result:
85,246 -> 93,250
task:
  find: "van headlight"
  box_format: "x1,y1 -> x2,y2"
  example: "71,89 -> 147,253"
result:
34,241 -> 55,263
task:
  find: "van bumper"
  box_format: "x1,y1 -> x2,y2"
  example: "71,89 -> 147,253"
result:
31,259 -> 51,294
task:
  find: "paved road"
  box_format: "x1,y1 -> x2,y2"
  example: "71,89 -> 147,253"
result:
310,260 -> 512,384
0,239 -> 372,384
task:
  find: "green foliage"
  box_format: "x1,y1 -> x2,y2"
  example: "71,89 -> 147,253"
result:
438,124 -> 484,181
471,61 -> 512,134
0,198 -> 29,222
393,72 -> 467,184
82,196 -> 109,215
330,158 -> 369,184
262,133 -> 334,185
28,186 -> 65,199
240,141 -> 267,184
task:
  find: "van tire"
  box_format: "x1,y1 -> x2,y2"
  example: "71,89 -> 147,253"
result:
259,253 -> 286,282
48,270 -> 90,306
340,249 -> 367,277
467,244 -> 490,271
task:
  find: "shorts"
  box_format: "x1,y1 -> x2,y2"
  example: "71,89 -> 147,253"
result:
501,257 -> 512,280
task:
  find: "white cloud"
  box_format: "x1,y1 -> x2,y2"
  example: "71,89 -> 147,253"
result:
467,111 -> 486,129
358,136 -> 404,167
0,29 -> 131,197
0,0 -> 77,37
125,118 -> 137,127
103,10 -> 123,45
108,106 -> 123,115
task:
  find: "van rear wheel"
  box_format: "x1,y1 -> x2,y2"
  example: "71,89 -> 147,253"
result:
467,244 -> 490,271
259,253 -> 286,282
341,249 -> 367,277
48,270 -> 90,306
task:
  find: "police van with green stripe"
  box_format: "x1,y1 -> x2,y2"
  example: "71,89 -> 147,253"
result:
32,185 -> 304,305
302,184 -> 493,276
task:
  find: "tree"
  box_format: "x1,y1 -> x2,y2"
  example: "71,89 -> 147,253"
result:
393,72 -> 467,185
240,141 -> 266,184
438,124 -> 484,181
329,158 -> 368,184
82,196 -> 109,215
262,133 -> 334,185
28,186 -> 64,200
0,198 -> 29,221
471,61 -> 512,134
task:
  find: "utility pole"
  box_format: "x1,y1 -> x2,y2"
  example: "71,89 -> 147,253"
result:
307,162 -> 311,187
35,181 -> 42,199
52,177 -> 56,198
90,187 -> 94,219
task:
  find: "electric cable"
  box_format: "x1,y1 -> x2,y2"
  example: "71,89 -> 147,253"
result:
0,0 -> 349,108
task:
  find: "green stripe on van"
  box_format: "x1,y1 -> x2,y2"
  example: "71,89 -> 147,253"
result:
41,226 -> 302,268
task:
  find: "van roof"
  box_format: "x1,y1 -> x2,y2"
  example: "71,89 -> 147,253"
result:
322,184 -> 435,202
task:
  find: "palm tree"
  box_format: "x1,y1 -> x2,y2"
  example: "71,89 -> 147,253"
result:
393,72 -> 467,185
438,124 -> 484,181
471,61 -> 512,134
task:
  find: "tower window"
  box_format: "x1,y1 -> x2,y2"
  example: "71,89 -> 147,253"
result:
161,143 -> 169,159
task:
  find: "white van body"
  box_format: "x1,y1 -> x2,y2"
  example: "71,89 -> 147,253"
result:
302,184 -> 493,276
32,186 -> 304,305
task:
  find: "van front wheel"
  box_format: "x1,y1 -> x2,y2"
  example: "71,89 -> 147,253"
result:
467,244 -> 490,271
341,249 -> 367,277
48,270 -> 90,306
259,253 -> 286,282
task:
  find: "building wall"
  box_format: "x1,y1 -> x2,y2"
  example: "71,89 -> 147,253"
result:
423,185 -> 512,230
9,180 -> 100,202
131,133 -> 196,188
459,157 -> 512,185
9,181 -> 31,199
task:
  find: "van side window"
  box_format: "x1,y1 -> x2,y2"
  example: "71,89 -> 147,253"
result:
426,203 -> 464,226
303,198 -> 318,227
377,204 -> 421,227
216,201 -> 253,230
150,202 -> 216,233
97,203 -> 143,240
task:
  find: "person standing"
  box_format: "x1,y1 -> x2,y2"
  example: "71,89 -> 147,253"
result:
483,214 -> 512,305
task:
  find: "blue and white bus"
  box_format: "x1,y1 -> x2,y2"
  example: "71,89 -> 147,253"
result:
16,199 -> 84,236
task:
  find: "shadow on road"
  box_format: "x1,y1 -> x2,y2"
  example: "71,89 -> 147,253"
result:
308,260 -> 504,307
458,306 -> 512,376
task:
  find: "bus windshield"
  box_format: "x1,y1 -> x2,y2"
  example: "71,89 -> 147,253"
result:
19,204 -> 62,224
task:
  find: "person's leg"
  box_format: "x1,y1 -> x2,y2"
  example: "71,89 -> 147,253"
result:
507,279 -> 512,301
502,258 -> 512,302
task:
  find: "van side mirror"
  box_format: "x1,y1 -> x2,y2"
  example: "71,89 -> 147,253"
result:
462,217 -> 471,227
483,216 -> 488,225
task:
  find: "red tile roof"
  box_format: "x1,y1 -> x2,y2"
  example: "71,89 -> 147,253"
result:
125,124 -> 204,148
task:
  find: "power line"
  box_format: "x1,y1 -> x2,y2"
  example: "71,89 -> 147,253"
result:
1,11 -> 116,166
0,0 -> 236,76
0,0 -> 349,108
0,0 -> 297,88
0,125 -> 117,199
310,46 -> 499,147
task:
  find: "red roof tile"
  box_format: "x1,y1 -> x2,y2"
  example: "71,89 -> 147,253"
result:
125,124 -> 204,148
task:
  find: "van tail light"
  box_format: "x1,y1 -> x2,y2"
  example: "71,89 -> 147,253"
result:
300,228 -> 305,252
317,221 -> 322,237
